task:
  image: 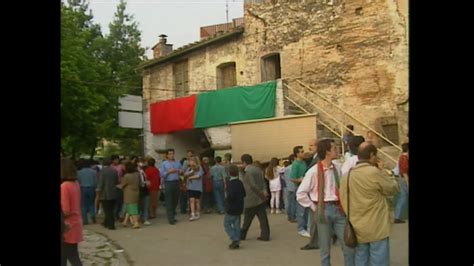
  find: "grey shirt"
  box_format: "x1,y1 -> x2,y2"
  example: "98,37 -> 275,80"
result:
242,164 -> 268,209
210,164 -> 226,181
96,166 -> 119,200
284,165 -> 296,192
186,166 -> 204,192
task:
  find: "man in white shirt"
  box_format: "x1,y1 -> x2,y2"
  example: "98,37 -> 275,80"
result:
297,139 -> 355,266
341,136 -> 366,176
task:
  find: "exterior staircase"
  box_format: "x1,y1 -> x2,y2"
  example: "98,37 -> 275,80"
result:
282,79 -> 402,170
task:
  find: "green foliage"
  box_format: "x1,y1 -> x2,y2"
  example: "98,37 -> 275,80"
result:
103,0 -> 146,95
61,0 -> 145,158
101,0 -> 145,154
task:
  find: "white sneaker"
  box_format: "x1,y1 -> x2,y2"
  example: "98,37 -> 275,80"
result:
144,221 -> 151,225
298,230 -> 311,238
276,210 -> 281,214
189,214 -> 196,221
271,209 -> 275,214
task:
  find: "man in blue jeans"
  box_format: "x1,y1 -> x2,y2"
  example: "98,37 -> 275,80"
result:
340,142 -> 399,266
394,142 -> 409,223
211,156 -> 226,214
77,159 -> 98,225
297,139 -> 355,266
290,145 -> 310,238
283,155 -> 296,222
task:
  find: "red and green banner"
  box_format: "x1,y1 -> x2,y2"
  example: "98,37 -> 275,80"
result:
150,80 -> 276,134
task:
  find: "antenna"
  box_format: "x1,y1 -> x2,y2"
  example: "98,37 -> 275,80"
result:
226,0 -> 229,24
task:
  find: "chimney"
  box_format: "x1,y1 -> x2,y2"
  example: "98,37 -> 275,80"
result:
152,34 -> 173,59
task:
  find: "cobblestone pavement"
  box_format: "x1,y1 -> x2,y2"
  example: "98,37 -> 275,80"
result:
73,229 -> 131,266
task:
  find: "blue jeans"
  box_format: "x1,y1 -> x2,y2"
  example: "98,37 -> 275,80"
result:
213,180 -> 225,213
140,195 -> 150,221
296,202 -> 309,231
287,191 -> 297,220
355,238 -> 390,266
394,178 -> 408,220
224,214 -> 241,243
282,188 -> 288,212
317,204 -> 355,266
80,187 -> 96,224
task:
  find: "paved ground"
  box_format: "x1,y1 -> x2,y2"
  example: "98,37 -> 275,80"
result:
83,206 -> 408,266
74,229 -> 130,266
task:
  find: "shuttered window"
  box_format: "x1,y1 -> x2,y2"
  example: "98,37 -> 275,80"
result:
216,62 -> 237,89
261,53 -> 281,82
173,60 -> 189,97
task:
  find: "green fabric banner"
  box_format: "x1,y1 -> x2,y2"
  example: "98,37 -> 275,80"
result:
194,80 -> 276,128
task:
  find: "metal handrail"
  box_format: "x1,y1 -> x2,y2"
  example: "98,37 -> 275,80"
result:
284,83 -> 398,164
284,96 -> 342,138
284,96 -> 310,114
296,80 -> 402,152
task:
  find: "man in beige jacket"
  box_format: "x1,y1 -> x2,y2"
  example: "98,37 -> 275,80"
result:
340,142 -> 399,266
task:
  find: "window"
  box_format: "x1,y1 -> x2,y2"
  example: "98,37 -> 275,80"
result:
173,60 -> 189,97
216,62 -> 236,89
381,123 -> 399,146
261,53 -> 281,82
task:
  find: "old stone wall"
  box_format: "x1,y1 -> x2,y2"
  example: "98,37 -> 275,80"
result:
142,35 -> 246,105
242,0 -> 408,141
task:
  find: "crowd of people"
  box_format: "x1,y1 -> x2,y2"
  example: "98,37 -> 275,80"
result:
60,128 -> 409,265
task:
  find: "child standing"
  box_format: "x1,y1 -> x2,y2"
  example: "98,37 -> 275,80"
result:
265,157 -> 282,214
224,164 -> 246,249
184,156 -> 204,221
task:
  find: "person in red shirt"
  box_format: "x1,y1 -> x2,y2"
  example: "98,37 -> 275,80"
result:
394,142 -> 409,223
201,157 -> 213,213
61,158 -> 83,266
145,158 -> 161,219
399,143 -> 409,184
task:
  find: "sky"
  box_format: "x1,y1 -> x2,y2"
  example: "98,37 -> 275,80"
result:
88,0 -> 244,59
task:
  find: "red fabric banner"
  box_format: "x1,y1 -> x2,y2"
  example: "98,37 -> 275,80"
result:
149,95 -> 196,134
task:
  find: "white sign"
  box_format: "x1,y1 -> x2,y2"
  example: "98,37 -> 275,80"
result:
119,95 -> 143,111
119,111 -> 143,129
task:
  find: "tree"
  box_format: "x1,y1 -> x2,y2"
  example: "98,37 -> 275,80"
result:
61,1 -> 116,159
104,0 -> 146,95
61,0 -> 146,158
100,0 -> 146,156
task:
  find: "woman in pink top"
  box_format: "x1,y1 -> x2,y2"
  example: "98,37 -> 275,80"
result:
61,158 -> 83,266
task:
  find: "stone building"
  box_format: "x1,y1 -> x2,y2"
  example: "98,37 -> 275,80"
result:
139,0 -> 408,164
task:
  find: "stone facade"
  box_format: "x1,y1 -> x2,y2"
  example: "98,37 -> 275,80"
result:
241,0 -> 408,140
141,0 -> 409,157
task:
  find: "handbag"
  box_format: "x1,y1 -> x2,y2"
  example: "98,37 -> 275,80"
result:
344,168 -> 358,248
